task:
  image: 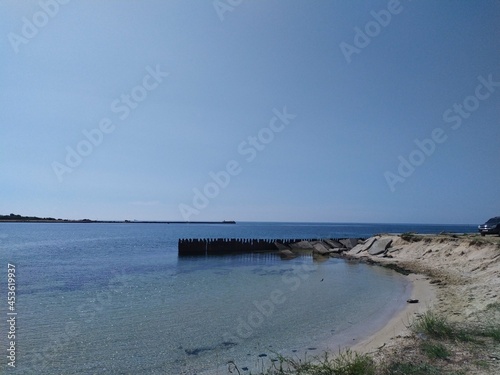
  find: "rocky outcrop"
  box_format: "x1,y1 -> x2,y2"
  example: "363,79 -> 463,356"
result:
324,239 -> 345,248
340,238 -> 360,249
274,242 -> 291,251
293,239 -> 365,257
368,238 -> 393,255
279,249 -> 297,260
312,242 -> 331,255
289,241 -> 315,250
329,247 -> 345,254
350,236 -> 379,254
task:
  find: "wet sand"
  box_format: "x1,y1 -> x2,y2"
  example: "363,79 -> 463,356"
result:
351,273 -> 436,354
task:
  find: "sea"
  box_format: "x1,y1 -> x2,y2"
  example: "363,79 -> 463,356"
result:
0,222 -> 476,375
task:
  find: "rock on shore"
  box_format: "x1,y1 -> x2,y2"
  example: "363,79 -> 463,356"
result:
284,238 -> 362,258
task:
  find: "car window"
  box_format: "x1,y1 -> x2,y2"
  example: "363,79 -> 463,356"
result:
486,218 -> 500,224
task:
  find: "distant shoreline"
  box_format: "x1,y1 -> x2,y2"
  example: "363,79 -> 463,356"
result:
0,220 -> 236,224
0,215 -> 236,225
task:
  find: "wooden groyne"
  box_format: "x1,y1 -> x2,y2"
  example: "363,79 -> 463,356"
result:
178,238 -> 362,256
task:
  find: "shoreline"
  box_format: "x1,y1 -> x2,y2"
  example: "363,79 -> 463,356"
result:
351,272 -> 436,354
210,232 -> 499,374
0,220 -> 236,224
337,233 -> 500,373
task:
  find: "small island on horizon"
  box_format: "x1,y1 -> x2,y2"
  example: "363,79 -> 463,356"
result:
0,213 -> 236,225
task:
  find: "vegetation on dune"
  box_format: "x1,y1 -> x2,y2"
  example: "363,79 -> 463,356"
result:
381,361 -> 442,375
228,310 -> 499,375
469,237 -> 489,247
229,350 -> 376,375
400,232 -> 500,249
419,341 -> 450,360
399,232 -> 423,242
411,311 -> 457,340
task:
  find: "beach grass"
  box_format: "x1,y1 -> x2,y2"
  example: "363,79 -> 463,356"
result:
476,322 -> 500,343
411,311 -> 455,339
382,361 -> 442,375
235,309 -> 498,375
420,341 -> 450,359
234,350 -> 376,375
399,232 -> 423,242
486,302 -> 500,311
411,310 -> 500,345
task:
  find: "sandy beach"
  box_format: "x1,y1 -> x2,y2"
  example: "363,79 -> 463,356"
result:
351,272 -> 436,355
342,233 -> 500,374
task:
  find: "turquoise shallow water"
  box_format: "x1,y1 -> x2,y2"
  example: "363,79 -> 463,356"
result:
0,222 -> 475,374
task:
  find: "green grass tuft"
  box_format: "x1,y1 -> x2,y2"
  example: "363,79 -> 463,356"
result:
469,238 -> 487,246
486,302 -> 500,311
400,232 -> 423,242
420,341 -> 450,359
473,359 -> 490,369
383,361 -> 441,375
412,311 -> 455,339
329,350 -> 376,375
412,311 -> 482,343
477,325 -> 500,342
242,350 -> 376,375
228,308 -> 500,375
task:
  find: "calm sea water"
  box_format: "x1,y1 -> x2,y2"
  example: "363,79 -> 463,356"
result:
0,222 -> 475,374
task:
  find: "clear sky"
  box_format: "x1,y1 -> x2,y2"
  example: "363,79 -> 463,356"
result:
1,0 -> 499,224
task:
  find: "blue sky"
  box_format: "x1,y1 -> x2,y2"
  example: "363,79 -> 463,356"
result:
1,0 -> 499,224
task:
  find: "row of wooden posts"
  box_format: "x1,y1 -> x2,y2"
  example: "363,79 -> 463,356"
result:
178,238 -> 321,256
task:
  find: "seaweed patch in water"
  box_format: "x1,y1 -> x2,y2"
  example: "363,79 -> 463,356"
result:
184,341 -> 237,356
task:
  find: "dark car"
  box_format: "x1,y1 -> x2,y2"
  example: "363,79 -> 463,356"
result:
478,217 -> 500,236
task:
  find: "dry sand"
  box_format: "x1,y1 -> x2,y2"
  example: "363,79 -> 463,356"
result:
343,233 -> 500,373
